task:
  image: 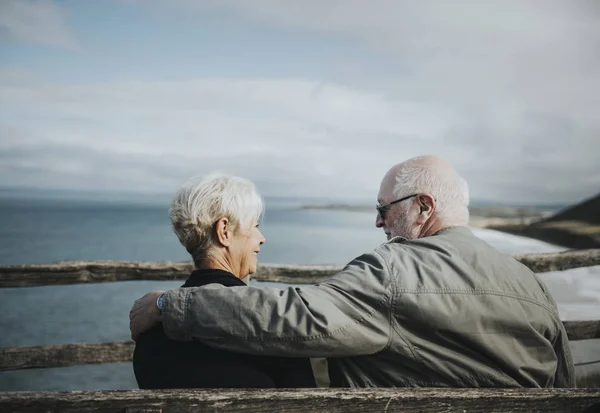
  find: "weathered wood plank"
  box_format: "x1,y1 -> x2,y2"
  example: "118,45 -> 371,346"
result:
0,388 -> 598,413
0,341 -> 134,371
1,249 -> 599,288
2,319 -> 598,372
252,263 -> 342,284
0,260 -> 194,288
563,321 -> 600,341
513,249 -> 600,273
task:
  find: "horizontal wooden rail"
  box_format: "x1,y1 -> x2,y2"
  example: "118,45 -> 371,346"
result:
0,341 -> 134,372
513,249 -> 600,273
2,319 -> 598,372
1,249 -> 599,288
0,388 -> 599,412
564,321 -> 600,341
0,261 -> 340,287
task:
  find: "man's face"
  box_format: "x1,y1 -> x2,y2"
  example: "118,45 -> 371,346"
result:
375,172 -> 417,240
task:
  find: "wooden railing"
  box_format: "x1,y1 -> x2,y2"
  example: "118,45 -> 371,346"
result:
1,320 -> 599,373
1,249 -> 599,287
0,388 -> 599,413
1,250 -> 600,411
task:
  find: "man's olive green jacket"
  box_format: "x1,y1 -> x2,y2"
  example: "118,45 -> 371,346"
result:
162,226 -> 575,387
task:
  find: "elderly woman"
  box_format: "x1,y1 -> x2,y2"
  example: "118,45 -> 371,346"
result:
133,173 -> 315,388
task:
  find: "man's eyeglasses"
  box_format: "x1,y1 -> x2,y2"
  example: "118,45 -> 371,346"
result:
376,194 -> 418,219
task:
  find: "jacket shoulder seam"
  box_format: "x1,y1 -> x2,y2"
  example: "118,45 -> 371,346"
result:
373,248 -> 395,352
397,288 -> 557,314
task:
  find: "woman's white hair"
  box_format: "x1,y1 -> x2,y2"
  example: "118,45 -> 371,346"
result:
393,156 -> 470,226
169,173 -> 264,267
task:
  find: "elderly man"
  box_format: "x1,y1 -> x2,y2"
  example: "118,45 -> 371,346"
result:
130,155 -> 575,387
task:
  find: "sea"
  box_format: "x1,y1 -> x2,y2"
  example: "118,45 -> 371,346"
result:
0,196 -> 598,391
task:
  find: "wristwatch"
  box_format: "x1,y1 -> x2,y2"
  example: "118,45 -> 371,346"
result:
156,292 -> 166,313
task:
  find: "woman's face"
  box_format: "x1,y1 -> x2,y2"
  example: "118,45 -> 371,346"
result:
230,221 -> 265,279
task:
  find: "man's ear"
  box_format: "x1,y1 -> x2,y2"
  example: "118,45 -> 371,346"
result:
416,194 -> 435,223
214,217 -> 232,247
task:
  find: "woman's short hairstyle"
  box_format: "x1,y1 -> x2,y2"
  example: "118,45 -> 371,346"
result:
169,173 -> 264,267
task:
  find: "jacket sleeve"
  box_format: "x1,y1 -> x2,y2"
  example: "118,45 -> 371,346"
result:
532,273 -> 577,388
161,250 -> 393,358
532,272 -> 576,388
552,321 -> 576,388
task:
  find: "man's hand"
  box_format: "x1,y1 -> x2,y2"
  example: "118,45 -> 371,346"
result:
129,291 -> 164,341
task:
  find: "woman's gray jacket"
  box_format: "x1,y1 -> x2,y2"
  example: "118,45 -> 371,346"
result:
161,226 -> 575,387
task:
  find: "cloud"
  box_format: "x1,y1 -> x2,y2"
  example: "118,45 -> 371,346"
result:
1,68 -> 597,204
0,73 -> 452,199
197,1 -> 600,112
1,1 -> 599,204
159,0 -> 600,203
0,0 -> 77,49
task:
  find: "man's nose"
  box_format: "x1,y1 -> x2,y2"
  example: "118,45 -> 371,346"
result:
375,213 -> 384,228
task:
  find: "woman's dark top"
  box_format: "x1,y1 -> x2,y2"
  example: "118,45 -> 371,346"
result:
133,268 -> 316,388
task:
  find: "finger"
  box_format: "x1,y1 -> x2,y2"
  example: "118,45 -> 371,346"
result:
130,306 -> 142,319
130,314 -> 139,327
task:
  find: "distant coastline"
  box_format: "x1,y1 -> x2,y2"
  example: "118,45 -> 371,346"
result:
299,204 -> 373,213
299,203 -> 554,228
3,187 -> 596,250
299,195 -> 600,250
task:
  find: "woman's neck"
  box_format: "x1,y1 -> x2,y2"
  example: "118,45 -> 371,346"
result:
197,255 -> 240,279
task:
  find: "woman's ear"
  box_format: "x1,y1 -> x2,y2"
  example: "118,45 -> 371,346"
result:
214,217 -> 232,247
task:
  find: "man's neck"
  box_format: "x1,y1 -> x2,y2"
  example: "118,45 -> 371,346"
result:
419,218 -> 446,238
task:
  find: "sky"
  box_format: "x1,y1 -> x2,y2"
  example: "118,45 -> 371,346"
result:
0,0 -> 599,205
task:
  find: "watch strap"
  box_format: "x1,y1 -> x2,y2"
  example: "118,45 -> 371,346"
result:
156,292 -> 166,313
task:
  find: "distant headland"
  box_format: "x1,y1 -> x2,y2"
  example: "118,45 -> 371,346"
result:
488,193 -> 600,249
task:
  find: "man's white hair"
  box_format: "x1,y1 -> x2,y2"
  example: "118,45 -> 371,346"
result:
393,156 -> 470,226
169,173 -> 264,266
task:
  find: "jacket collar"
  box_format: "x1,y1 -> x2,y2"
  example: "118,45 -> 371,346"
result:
432,225 -> 473,237
182,268 -> 247,288
386,225 -> 472,244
